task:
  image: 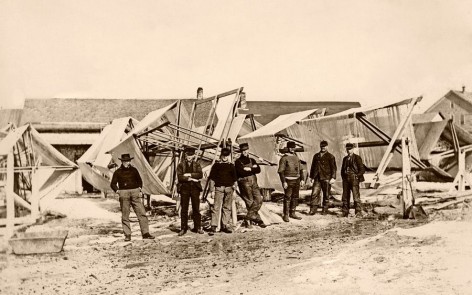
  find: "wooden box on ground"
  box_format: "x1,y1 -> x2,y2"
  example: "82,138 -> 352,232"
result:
9,230 -> 68,255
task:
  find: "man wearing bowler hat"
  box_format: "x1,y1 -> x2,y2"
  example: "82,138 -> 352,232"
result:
176,147 -> 204,236
341,143 -> 365,217
308,140 -> 337,215
278,141 -> 305,222
207,147 -> 238,235
110,153 -> 155,241
235,142 -> 266,228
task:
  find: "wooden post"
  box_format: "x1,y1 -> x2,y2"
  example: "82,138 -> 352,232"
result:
31,167 -> 40,221
401,137 -> 413,218
6,151 -> 15,238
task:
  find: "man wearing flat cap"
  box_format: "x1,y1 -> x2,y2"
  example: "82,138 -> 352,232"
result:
207,147 -> 238,235
176,147 -> 204,236
111,153 -> 155,241
341,143 -> 365,217
235,142 -> 266,228
308,140 -> 337,215
278,141 -> 305,222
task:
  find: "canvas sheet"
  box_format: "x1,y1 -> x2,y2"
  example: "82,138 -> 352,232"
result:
108,135 -> 169,195
212,94 -> 239,140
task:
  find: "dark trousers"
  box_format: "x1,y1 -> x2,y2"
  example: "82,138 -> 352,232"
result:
342,174 -> 362,214
118,188 -> 150,236
238,175 -> 263,221
180,188 -> 201,230
284,178 -> 300,210
311,178 -> 331,208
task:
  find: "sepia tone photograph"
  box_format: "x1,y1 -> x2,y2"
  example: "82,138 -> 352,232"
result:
1,1 -> 472,294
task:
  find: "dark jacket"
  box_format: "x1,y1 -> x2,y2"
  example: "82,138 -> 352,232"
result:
309,151 -> 336,180
177,160 -> 203,192
209,161 -> 237,187
235,155 -> 261,179
110,165 -> 143,192
278,153 -> 303,183
341,153 -> 365,182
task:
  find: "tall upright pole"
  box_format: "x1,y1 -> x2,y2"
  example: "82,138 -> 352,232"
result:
6,151 -> 15,238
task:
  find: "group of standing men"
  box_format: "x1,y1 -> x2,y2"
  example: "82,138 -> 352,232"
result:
110,139 -> 365,241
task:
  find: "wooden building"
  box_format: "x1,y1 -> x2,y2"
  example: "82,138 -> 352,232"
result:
426,87 -> 472,133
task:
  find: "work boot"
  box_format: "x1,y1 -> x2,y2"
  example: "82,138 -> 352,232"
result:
222,226 -> 233,234
255,219 -> 267,228
208,226 -> 217,236
244,219 -> 253,229
283,200 -> 290,222
191,228 -> 204,234
321,207 -> 328,215
142,233 -> 155,239
124,235 -> 131,242
289,209 -> 302,220
341,211 -> 349,217
308,206 -> 318,215
178,229 -> 187,236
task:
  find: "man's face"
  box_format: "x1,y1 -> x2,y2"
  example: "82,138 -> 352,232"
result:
321,146 -> 327,152
185,154 -> 194,162
346,148 -> 354,155
242,150 -> 249,157
221,155 -> 229,162
123,160 -> 131,167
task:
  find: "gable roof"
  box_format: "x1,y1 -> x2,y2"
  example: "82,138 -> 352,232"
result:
21,98 -> 187,124
426,90 -> 472,113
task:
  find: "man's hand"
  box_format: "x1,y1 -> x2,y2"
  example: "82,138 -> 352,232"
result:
300,180 -> 305,187
189,178 -> 199,182
329,178 -> 335,184
243,167 -> 252,171
184,173 -> 191,177
252,164 -> 257,168
283,182 -> 288,189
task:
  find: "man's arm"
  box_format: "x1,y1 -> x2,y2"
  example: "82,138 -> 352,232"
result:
356,155 -> 365,176
176,162 -> 186,182
234,158 -> 246,177
134,167 -> 143,189
309,154 -> 316,179
191,162 -> 203,180
330,154 -> 337,180
277,157 -> 286,185
110,170 -> 119,192
251,158 -> 261,174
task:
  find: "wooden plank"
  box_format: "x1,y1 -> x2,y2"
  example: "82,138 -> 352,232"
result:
401,137 -> 414,218
31,168 -> 40,220
0,216 -> 34,226
5,151 -> 14,238
371,97 -> 420,187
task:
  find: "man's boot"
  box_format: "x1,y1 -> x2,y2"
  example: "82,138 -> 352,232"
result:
289,209 -> 302,220
308,206 -> 318,215
282,200 -> 290,222
321,207 -> 328,215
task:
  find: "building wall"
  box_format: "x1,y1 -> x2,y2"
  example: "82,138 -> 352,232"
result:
429,95 -> 472,133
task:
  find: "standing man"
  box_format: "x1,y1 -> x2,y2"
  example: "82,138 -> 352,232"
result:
308,140 -> 337,215
278,141 -> 305,222
341,143 -> 365,217
110,154 -> 155,241
235,143 -> 266,228
176,147 -> 204,236
207,147 -> 238,235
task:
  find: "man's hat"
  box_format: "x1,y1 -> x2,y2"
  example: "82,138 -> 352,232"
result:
239,142 -> 249,151
221,147 -> 231,156
119,154 -> 134,161
320,140 -> 328,147
184,147 -> 196,155
345,143 -> 354,150
287,141 -> 296,149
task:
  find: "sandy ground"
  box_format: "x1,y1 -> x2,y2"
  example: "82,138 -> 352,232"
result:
0,194 -> 471,295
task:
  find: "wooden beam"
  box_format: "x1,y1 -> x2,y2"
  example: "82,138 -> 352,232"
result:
0,216 -> 34,226
5,151 -> 15,238
371,97 -> 421,187
401,137 -> 414,218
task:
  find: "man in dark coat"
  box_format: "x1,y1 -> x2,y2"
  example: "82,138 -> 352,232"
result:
309,140 -> 337,215
207,147 -> 238,235
110,153 -> 155,241
176,147 -> 204,236
341,143 -> 365,217
278,141 -> 305,222
235,142 -> 266,228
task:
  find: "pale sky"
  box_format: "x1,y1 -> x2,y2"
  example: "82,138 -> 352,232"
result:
1,0 -> 472,111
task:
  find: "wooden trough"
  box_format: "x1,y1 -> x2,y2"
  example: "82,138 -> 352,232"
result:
9,230 -> 68,255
